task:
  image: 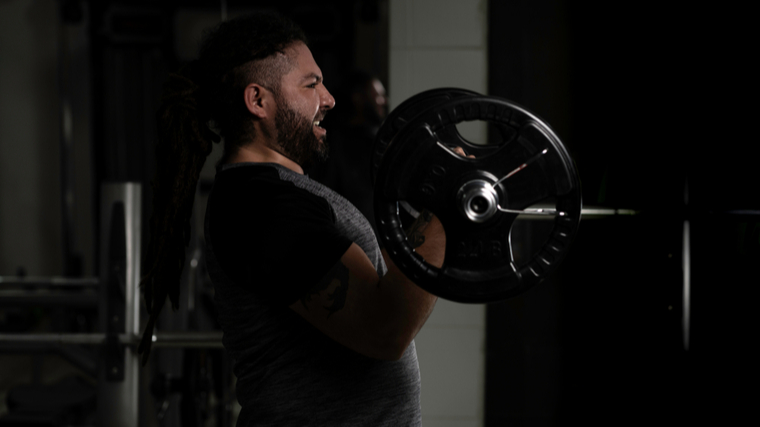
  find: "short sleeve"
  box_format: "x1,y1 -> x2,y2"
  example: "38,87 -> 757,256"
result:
208,166 -> 352,306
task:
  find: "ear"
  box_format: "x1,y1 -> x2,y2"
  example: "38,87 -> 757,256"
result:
244,83 -> 273,119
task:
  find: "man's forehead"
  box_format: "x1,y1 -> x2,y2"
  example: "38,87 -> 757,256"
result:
283,42 -> 322,79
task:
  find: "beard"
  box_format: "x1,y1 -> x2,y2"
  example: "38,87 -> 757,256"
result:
274,98 -> 328,169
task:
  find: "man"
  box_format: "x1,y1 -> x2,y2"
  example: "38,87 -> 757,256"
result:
140,12 -> 449,426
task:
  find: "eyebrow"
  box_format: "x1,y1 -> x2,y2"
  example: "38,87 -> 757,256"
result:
302,73 -> 323,84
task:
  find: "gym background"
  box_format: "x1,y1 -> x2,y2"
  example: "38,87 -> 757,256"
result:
0,0 -> 754,426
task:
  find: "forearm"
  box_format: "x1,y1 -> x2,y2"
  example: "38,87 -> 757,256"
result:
373,211 -> 445,356
373,250 -> 437,355
291,245 -> 436,361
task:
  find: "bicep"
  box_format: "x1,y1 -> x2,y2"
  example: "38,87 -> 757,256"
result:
288,212 -> 444,360
289,243 -> 396,359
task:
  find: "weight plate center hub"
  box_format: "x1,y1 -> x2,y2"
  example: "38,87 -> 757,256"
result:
457,179 -> 499,223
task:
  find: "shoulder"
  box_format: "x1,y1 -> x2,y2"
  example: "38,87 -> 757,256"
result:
213,163 -> 336,222
215,163 -> 299,195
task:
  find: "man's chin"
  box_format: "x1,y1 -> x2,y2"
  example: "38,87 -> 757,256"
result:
295,141 -> 328,169
314,141 -> 329,163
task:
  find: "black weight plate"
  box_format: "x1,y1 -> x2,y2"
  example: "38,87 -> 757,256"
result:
374,94 -> 581,303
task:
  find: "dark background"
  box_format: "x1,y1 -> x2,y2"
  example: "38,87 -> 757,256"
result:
486,1 -> 756,425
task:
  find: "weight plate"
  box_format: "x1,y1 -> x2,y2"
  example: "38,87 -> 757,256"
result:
374,94 -> 581,303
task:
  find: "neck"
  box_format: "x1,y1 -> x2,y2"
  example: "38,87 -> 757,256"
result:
228,140 -> 303,175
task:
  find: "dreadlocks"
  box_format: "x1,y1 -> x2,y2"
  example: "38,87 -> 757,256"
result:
138,12 -> 307,364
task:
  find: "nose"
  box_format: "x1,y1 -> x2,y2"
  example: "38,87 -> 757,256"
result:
320,86 -> 335,110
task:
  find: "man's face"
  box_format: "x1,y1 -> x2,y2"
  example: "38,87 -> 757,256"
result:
272,42 -> 335,167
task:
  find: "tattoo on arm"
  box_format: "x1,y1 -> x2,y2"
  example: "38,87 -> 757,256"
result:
406,210 -> 433,249
301,261 -> 349,318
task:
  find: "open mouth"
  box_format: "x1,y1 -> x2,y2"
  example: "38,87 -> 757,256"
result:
313,119 -> 326,140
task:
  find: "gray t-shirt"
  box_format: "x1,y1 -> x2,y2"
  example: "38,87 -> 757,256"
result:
205,163 -> 421,426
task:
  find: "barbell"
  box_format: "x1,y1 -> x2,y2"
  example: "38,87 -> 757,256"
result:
373,88 -> 582,303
